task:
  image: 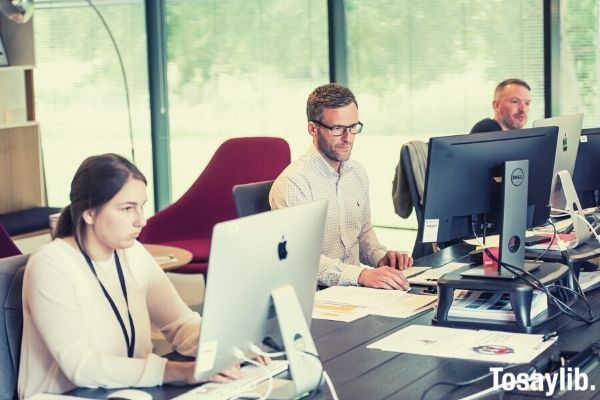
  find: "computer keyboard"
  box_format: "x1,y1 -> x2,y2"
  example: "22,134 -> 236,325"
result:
172,360 -> 289,400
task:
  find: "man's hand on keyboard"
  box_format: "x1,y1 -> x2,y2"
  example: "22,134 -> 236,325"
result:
377,250 -> 413,270
358,266 -> 410,290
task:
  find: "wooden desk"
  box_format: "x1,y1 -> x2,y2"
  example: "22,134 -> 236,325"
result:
143,244 -> 192,271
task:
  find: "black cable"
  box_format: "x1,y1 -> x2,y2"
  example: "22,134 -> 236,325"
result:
473,221 -> 587,322
85,0 -> 136,164
419,363 -> 536,400
552,283 -> 593,319
501,261 -> 599,324
532,219 -> 557,262
499,261 -> 590,324
471,223 -> 598,325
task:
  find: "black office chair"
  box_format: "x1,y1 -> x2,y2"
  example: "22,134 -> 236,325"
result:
232,180 -> 274,218
400,145 -> 432,259
0,254 -> 28,400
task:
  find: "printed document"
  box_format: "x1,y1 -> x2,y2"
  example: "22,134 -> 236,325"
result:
368,325 -> 556,364
313,286 -> 436,320
312,301 -> 369,322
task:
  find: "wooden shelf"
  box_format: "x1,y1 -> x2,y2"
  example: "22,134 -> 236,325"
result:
0,124 -> 43,213
0,65 -> 34,71
0,14 -> 42,214
0,121 -> 37,130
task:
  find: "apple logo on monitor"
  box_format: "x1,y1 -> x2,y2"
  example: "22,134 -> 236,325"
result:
277,236 -> 288,260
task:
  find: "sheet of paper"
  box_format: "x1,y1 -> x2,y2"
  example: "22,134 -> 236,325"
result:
408,262 -> 471,286
578,270 -> 600,292
525,232 -> 573,251
27,395 -> 93,400
312,301 -> 369,322
368,325 -> 556,364
401,266 -> 432,278
314,286 -> 437,319
422,219 -> 439,243
465,235 -> 500,247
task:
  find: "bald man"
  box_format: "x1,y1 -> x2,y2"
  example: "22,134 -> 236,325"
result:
470,78 -> 531,133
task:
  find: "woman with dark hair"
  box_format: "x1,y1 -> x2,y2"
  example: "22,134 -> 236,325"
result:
18,154 -> 238,398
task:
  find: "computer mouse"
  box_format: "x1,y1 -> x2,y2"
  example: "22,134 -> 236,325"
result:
106,389 -> 153,400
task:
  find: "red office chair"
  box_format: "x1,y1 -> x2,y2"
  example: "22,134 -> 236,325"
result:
0,225 -> 21,258
139,137 -> 291,274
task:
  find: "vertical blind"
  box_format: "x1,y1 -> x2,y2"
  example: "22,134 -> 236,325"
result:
34,0 -> 153,210
165,0 -> 329,199
560,0 -> 599,128
344,0 -> 545,229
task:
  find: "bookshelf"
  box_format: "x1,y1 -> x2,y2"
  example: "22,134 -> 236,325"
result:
0,14 -> 44,213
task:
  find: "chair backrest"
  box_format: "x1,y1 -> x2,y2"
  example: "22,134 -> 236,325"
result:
401,145 -> 430,259
140,137 -> 291,242
232,180 -> 274,218
0,254 -> 28,400
0,225 -> 21,258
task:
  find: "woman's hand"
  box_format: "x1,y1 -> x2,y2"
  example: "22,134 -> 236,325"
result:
164,354 -> 271,385
164,361 -> 244,385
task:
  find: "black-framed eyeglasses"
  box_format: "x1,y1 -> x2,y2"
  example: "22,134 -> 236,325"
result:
311,120 -> 364,136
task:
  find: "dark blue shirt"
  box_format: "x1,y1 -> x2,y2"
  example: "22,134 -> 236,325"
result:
470,118 -> 502,134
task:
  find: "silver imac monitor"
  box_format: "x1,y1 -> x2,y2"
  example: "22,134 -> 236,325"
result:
532,113 -> 584,210
193,200 -> 327,395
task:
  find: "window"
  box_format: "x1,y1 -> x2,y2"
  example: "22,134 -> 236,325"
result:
165,0 -> 328,198
345,0 -> 544,228
560,0 -> 599,128
34,0 -> 153,210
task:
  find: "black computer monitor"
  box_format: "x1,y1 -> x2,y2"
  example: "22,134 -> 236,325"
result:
422,127 -> 558,246
573,128 -> 600,209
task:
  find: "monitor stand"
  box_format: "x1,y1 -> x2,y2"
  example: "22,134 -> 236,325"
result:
462,160 -> 529,279
433,261 -> 571,333
434,161 -> 574,332
266,285 -> 323,399
554,170 -> 592,247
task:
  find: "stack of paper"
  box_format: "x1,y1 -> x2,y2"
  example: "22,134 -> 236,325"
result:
578,270 -> 600,292
367,325 -> 556,364
313,286 -> 436,322
525,233 -> 574,251
312,301 -> 369,322
448,290 -> 548,322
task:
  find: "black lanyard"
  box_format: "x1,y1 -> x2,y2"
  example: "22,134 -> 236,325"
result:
79,246 -> 136,358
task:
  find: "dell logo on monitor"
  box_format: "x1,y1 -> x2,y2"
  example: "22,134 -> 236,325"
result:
277,236 -> 288,260
510,168 -> 525,187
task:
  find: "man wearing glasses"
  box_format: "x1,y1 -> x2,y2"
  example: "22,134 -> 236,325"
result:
270,84 -> 412,290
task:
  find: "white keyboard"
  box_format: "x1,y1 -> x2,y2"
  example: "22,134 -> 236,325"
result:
173,360 -> 289,400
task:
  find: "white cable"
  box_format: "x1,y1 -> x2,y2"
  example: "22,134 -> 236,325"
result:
229,394 -> 261,400
550,208 -> 571,218
553,208 -> 600,245
249,343 -> 286,359
231,347 -> 273,400
323,371 -> 339,400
